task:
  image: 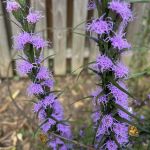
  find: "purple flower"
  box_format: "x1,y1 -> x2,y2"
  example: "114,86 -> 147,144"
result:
91,87 -> 102,98
16,60 -> 33,76
27,83 -> 44,96
33,100 -> 43,112
57,124 -> 72,138
13,32 -> 31,50
101,115 -> 114,131
108,0 -> 133,22
8,1 -> 71,149
108,82 -> 128,105
97,95 -> 108,104
96,125 -> 106,137
113,123 -> 128,137
36,66 -> 50,80
91,87 -> 102,104
38,109 -> 46,120
6,0 -> 21,13
116,134 -> 128,144
42,79 -> 54,89
112,62 -> 129,78
87,0 -> 96,10
42,93 -> 55,108
48,137 -> 66,150
110,33 -> 131,50
31,35 -> 49,49
41,118 -> 56,133
52,100 -> 64,121
96,55 -> 113,72
27,10 -> 43,24
118,110 -> 130,120
106,140 -> 118,150
86,16 -> 113,35
92,111 -> 101,124
92,87 -> 108,105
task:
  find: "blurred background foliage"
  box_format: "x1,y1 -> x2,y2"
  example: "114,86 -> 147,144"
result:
127,5 -> 150,149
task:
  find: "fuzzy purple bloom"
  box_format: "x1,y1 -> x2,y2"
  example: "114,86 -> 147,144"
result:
38,109 -> 46,120
112,62 -> 129,79
96,55 -> 113,72
96,125 -> 106,137
113,122 -> 128,137
42,93 -> 55,108
106,140 -> 118,150
108,0 -> 133,22
57,124 -> 72,138
91,87 -> 102,104
86,16 -> 113,35
92,88 -> 108,105
36,66 -> 50,80
87,0 -> 96,10
6,0 -> 20,13
13,32 -> 31,50
42,79 -> 54,89
16,60 -> 33,76
110,33 -> 131,50
27,10 -> 43,24
33,100 -> 43,113
31,35 -> 49,49
101,115 -> 114,131
108,82 -> 128,105
91,111 -> 101,124
97,95 -> 108,104
116,134 -> 128,144
52,100 -> 64,121
118,110 -> 130,120
91,87 -> 102,98
48,137 -> 67,150
27,83 -> 44,96
41,118 -> 56,133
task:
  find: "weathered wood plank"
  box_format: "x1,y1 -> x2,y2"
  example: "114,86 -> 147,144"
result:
127,3 -> 147,46
0,2 -> 12,77
52,0 -> 67,75
30,0 -> 48,68
72,0 -> 88,72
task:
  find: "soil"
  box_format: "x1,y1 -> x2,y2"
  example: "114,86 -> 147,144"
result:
0,74 -> 96,150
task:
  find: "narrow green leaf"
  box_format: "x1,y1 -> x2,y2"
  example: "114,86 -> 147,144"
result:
71,96 -> 92,105
115,103 -> 138,120
128,71 -> 149,79
73,18 -> 93,31
88,67 -> 101,75
41,54 -> 56,63
33,119 -> 48,137
71,61 -> 95,74
127,0 -> 150,3
73,32 -> 99,43
110,79 -> 136,100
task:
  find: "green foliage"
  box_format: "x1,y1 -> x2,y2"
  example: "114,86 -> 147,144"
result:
128,0 -> 150,2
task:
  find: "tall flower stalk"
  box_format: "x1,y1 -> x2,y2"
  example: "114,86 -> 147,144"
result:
6,0 -> 71,149
86,0 -> 134,149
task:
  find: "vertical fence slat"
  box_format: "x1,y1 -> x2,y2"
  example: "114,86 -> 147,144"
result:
127,3 -> 146,46
31,0 -> 48,67
72,0 -> 88,72
0,2 -> 12,77
52,0 -> 67,75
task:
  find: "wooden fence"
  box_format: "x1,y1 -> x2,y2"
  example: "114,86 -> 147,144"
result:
0,0 -> 148,77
